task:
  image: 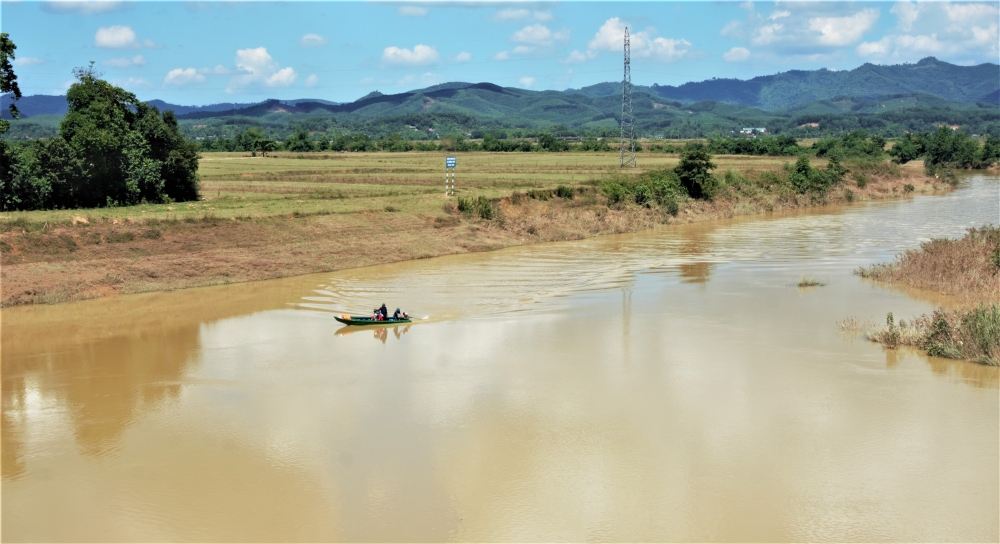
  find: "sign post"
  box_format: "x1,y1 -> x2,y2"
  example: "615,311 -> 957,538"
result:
445,156 -> 456,196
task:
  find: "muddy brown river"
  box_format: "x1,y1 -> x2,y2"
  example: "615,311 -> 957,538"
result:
3,176 -> 998,542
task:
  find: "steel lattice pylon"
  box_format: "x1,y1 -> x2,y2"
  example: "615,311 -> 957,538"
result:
619,27 -> 636,168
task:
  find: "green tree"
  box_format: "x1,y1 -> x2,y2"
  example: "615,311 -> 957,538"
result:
60,63 -> 142,205
2,64 -> 198,210
889,133 -> 924,164
284,129 -> 315,152
0,32 -> 22,134
977,135 -> 1000,168
235,127 -> 265,154
674,144 -> 716,199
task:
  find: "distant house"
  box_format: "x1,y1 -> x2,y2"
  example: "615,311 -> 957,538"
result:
740,127 -> 767,135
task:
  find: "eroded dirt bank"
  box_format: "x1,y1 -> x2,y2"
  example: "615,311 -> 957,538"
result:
1,169 -> 944,307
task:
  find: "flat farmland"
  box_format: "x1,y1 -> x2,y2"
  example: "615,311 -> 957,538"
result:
2,152 -> 799,225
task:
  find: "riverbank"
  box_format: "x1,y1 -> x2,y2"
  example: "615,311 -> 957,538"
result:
0,153 -> 942,307
854,226 -> 1000,365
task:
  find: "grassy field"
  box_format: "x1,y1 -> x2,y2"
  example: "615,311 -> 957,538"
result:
0,151 -> 937,307
0,152 -> 803,226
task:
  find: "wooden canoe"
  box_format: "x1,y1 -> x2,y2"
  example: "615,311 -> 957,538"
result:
335,314 -> 412,326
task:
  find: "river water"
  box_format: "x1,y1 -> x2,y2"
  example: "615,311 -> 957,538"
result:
3,176 -> 998,542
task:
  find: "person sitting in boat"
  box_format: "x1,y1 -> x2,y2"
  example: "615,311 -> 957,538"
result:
392,308 -> 405,320
379,303 -> 389,319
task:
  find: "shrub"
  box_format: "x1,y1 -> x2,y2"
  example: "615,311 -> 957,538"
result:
600,180 -> 630,205
633,184 -> 652,207
788,155 -> 842,193
457,196 -> 494,220
674,144 -> 716,199
555,185 -> 574,199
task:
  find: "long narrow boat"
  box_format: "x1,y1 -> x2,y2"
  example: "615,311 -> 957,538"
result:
335,314 -> 412,326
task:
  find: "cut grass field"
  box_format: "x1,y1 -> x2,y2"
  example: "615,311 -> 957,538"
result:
1,151 -> 940,307
0,152 -> 839,225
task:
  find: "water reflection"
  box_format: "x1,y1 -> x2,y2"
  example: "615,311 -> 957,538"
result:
678,261 -> 714,284
334,324 -> 412,343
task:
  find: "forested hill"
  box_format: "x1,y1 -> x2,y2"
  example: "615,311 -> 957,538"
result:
3,57 -> 997,140
570,57 -> 1000,110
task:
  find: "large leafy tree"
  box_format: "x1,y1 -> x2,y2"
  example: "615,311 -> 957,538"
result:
2,63 -> 199,210
0,32 -> 22,134
1,33 -> 24,209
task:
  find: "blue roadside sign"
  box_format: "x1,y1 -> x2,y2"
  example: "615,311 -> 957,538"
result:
446,156 -> 457,168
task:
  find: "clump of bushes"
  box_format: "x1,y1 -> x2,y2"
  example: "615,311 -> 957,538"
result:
600,169 -> 683,215
785,155 -> 848,193
457,196 -> 495,220
889,127 -> 1000,169
866,305 -> 1000,365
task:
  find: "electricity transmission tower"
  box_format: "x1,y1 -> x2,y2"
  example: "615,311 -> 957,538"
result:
619,27 -> 636,168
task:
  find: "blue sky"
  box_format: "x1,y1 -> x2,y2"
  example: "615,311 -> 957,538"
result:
4,1 -> 999,105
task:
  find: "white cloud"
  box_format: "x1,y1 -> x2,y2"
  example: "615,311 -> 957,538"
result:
492,51 -> 510,61
198,65 -> 230,75
723,5 -> 882,56
102,55 -> 145,68
42,1 -> 123,14
398,5 -> 427,17
809,9 -> 879,46
723,46 -> 751,62
511,24 -> 570,46
512,45 -> 533,55
299,34 -> 328,47
857,1 -> 998,61
856,37 -> 889,56
518,76 -> 535,87
305,74 -> 319,87
646,37 -> 693,62
752,23 -> 784,45
267,67 -> 296,87
891,1 -> 920,31
395,72 -> 443,88
587,18 -> 691,63
119,76 -> 151,89
236,47 -> 277,74
561,50 -> 595,64
455,52 -> 472,62
164,68 -> 205,86
12,57 -> 44,67
381,44 -> 439,66
94,25 -> 139,48
492,9 -> 552,22
228,47 -> 297,91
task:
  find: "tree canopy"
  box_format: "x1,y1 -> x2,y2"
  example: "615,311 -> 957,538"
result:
1,63 -> 200,211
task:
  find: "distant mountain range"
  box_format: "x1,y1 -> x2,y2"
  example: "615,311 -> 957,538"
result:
3,57 -> 997,140
4,57 -> 996,123
568,57 -> 999,110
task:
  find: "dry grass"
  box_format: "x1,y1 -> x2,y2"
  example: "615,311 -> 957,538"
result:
856,225 -> 1000,304
853,227 -> 1000,365
797,276 -> 826,287
862,307 -> 1000,365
